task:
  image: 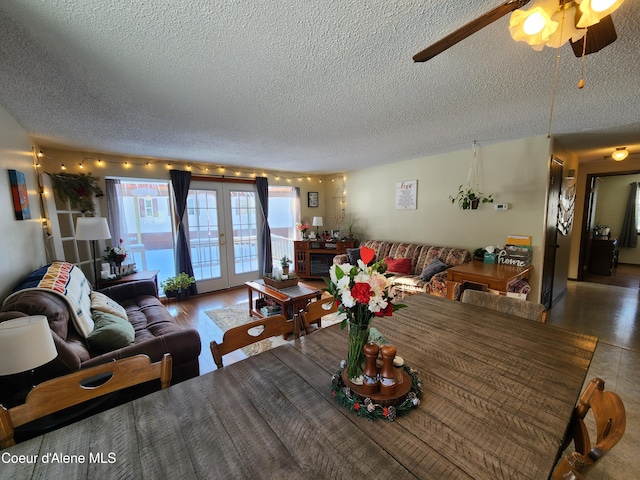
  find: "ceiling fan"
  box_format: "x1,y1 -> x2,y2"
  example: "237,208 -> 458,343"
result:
413,0 -> 623,63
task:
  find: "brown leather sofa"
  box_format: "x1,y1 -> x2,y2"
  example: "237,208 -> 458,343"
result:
0,279 -> 201,387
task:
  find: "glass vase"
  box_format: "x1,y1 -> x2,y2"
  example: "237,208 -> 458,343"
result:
346,321 -> 370,380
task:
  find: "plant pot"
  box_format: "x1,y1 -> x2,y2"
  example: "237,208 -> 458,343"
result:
165,289 -> 178,298
282,265 -> 290,275
469,198 -> 480,209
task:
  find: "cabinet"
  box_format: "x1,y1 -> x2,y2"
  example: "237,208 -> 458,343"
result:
588,238 -> 618,276
294,240 -> 356,278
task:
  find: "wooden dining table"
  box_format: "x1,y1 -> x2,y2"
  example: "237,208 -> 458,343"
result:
3,294 -> 597,480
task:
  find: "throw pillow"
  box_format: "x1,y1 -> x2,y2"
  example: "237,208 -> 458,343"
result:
90,291 -> 128,321
420,257 -> 449,282
346,248 -> 361,264
385,257 -> 412,275
87,311 -> 135,351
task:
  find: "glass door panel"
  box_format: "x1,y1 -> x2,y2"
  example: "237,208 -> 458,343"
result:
188,181 -> 260,292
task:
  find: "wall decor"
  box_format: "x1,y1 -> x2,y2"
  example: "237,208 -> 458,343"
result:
396,179 -> 417,209
558,177 -> 576,236
308,191 -> 319,208
8,169 -> 31,220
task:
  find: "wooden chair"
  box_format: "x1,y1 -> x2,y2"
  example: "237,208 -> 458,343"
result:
552,377 -> 626,479
210,315 -> 293,368
460,289 -> 547,323
0,353 -> 172,449
299,297 -> 338,335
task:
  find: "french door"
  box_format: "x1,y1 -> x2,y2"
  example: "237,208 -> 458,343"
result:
187,180 -> 261,292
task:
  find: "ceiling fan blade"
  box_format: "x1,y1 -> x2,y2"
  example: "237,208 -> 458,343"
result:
570,15 -> 617,57
413,0 -> 532,63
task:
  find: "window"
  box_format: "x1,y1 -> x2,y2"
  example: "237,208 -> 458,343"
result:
268,186 -> 300,265
107,179 -> 176,292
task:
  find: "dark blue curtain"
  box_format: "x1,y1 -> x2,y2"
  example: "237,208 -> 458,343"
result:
256,177 -> 273,275
170,170 -> 198,297
619,182 -> 639,248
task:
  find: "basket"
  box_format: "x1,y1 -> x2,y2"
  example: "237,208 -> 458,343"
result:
263,275 -> 299,289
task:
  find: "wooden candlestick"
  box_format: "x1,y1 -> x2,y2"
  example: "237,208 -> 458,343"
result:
379,344 -> 397,396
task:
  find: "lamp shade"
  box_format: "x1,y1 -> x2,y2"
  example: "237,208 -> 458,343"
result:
75,217 -> 111,241
0,316 -> 57,376
577,0 -> 625,28
312,216 -> 324,227
612,147 -> 628,161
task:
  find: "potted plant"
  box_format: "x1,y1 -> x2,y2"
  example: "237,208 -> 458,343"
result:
280,256 -> 292,275
473,247 -> 486,261
450,185 -> 493,210
160,272 -> 195,298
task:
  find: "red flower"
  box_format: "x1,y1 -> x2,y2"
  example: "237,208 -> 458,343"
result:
351,282 -> 372,304
354,403 -> 360,411
375,303 -> 393,317
383,407 -> 389,417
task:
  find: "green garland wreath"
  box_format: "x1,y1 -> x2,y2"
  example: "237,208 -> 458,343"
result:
330,364 -> 423,421
50,172 -> 103,214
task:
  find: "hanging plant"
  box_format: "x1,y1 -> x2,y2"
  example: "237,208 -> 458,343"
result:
449,141 -> 494,210
50,172 -> 104,214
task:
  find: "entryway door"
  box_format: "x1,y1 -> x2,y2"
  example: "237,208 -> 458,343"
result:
187,180 -> 262,293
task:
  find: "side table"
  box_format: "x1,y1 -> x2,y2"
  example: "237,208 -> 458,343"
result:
98,270 -> 160,292
446,262 -> 531,300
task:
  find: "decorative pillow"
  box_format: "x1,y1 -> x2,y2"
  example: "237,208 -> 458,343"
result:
346,248 -> 361,264
90,291 -> 128,321
385,257 -> 412,275
87,311 -> 135,351
420,257 -> 449,282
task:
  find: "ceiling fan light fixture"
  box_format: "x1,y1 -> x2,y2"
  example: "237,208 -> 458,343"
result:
509,0 -> 559,47
576,0 -> 625,28
611,147 -> 629,161
544,6 -> 586,49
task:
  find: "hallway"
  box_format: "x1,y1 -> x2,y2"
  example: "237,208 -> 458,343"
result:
547,280 -> 639,479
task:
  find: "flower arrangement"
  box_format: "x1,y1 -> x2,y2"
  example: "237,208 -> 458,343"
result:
296,221 -> 311,238
104,239 -> 127,265
324,246 -> 406,379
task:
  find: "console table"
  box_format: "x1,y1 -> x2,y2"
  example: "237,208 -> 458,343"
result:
446,262 -> 532,299
98,270 -> 160,291
294,240 -> 356,278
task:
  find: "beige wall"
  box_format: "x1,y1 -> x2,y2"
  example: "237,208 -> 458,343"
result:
344,136 -> 552,302
38,148 -> 343,241
0,105 -> 47,299
569,155 -> 640,278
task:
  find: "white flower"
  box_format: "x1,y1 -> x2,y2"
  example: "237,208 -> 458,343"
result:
340,289 -> 355,308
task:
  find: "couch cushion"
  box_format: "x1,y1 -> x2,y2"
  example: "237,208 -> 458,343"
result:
346,248 -> 361,264
420,257 -> 449,281
87,311 -> 135,351
385,257 -> 412,275
91,291 -> 128,321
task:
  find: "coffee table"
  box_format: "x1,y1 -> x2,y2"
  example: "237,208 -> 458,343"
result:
245,279 -> 321,337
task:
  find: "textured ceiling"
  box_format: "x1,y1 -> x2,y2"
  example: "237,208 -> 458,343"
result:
0,0 -> 639,173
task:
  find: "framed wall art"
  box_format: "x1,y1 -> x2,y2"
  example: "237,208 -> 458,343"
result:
308,191 -> 319,208
395,179 -> 417,210
8,169 -> 31,220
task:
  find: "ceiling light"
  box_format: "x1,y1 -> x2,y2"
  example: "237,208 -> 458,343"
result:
611,147 -> 628,161
509,0 -> 559,47
576,0 -> 625,28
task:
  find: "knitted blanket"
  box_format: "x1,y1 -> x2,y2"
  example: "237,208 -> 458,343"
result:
4,261 -> 94,337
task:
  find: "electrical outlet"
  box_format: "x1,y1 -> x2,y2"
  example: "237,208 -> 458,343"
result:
495,203 -> 509,210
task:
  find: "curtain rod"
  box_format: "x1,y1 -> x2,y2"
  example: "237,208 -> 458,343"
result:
190,175 -> 256,184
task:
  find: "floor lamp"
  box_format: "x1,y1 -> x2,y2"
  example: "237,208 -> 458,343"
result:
75,217 -> 112,289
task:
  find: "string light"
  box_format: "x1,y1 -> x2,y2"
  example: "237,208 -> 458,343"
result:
30,147 -> 344,185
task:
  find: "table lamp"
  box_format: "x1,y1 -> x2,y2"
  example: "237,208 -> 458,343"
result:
312,216 -> 323,236
75,217 -> 112,288
0,315 -> 57,406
